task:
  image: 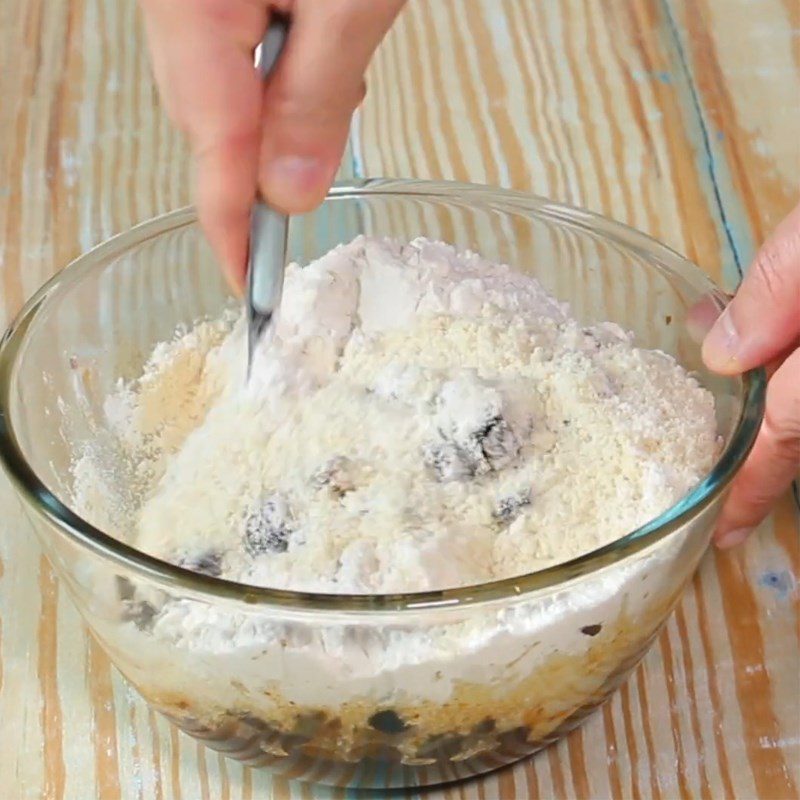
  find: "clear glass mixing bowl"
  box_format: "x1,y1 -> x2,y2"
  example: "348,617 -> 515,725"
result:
0,179 -> 765,789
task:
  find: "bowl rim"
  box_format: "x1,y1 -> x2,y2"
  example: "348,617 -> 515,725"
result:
0,178 -> 767,612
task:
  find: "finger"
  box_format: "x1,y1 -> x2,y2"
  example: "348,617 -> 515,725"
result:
258,0 -> 405,213
687,294 -> 793,379
763,337 -> 800,380
714,347 -> 800,548
703,201 -> 800,374
140,0 -> 270,288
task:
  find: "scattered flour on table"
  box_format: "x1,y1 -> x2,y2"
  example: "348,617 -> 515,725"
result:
72,236 -> 719,594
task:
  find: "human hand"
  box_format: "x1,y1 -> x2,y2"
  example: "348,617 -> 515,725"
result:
701,201 -> 800,548
140,0 -> 405,288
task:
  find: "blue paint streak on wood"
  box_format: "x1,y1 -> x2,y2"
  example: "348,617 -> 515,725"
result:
659,3 -> 799,516
343,120 -> 365,180
631,68 -> 674,84
660,0 -> 757,287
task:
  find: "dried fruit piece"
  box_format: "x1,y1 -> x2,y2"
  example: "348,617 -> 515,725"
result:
116,576 -> 136,602
475,415 -> 519,469
243,495 -> 294,555
429,379 -> 521,481
116,576 -> 159,631
493,490 -> 532,524
423,441 -> 474,482
120,596 -> 159,631
367,709 -> 409,735
471,718 -> 496,735
175,550 -> 224,577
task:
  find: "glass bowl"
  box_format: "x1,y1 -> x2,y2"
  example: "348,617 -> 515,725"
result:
0,179 -> 765,789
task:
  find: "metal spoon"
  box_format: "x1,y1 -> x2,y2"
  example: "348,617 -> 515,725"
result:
246,16 -> 289,378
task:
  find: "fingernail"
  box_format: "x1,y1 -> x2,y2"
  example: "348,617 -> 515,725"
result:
715,526 -> 752,550
702,306 -> 740,370
262,155 -> 327,206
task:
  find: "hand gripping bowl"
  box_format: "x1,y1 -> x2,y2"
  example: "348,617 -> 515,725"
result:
0,180 -> 765,789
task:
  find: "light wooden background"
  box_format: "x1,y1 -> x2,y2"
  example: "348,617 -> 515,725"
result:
0,1 -> 798,798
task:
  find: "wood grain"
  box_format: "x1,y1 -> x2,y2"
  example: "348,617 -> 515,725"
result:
0,1 -> 797,798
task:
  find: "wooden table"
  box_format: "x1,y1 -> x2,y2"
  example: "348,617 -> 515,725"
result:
0,1 -> 797,798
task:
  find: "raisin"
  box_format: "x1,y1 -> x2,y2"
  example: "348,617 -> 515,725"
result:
581,623 -> 602,637
424,441 -> 474,482
116,576 -> 136,602
117,577 -> 159,631
472,718 -> 496,735
176,550 -> 224,577
243,495 -> 294,555
475,415 -> 518,468
367,709 -> 409,735
581,328 -> 602,349
121,599 -> 158,632
493,490 -> 532,524
427,412 -> 520,482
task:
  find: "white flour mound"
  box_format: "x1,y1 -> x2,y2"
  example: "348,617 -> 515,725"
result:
73,236 -> 719,594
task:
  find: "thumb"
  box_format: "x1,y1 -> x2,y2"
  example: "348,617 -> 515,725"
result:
714,347 -> 800,547
702,202 -> 800,374
258,0 -> 405,213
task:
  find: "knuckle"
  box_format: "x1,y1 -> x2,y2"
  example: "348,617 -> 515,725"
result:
269,83 -> 362,125
193,125 -> 260,161
763,398 -> 800,446
752,229 -> 800,301
753,246 -> 785,300
734,478 -> 776,510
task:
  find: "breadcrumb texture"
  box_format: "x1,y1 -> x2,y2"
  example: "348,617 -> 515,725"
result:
73,236 -> 719,594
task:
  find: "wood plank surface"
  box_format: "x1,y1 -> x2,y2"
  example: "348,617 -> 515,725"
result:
0,1 -> 797,798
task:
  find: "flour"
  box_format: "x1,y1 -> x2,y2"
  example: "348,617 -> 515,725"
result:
70,235 -> 722,721
74,236 -> 718,594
